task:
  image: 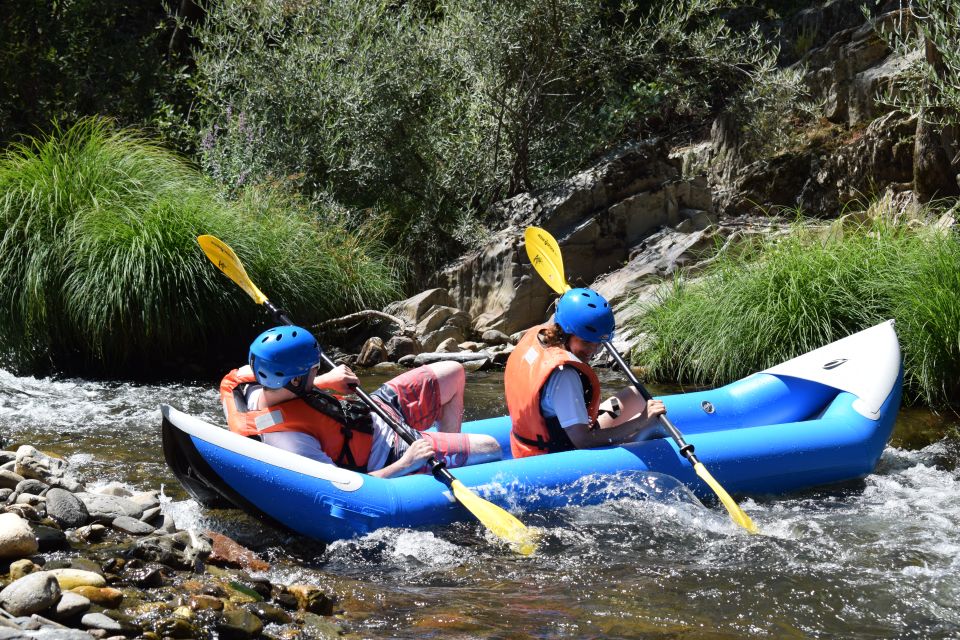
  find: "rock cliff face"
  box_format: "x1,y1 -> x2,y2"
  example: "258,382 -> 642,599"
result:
439,143 -> 715,336
709,6 -> 958,218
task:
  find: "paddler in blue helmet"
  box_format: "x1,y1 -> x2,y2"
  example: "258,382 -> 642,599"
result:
220,325 -> 501,477
505,288 -> 666,458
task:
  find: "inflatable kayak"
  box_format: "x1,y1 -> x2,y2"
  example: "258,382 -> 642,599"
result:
161,320 -> 902,542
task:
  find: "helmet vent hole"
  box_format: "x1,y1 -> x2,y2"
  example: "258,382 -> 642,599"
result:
587,303 -> 596,308
275,334 -> 282,341
291,331 -> 298,337
580,292 -> 589,297
275,371 -> 284,377
257,370 -> 268,379
586,325 -> 596,333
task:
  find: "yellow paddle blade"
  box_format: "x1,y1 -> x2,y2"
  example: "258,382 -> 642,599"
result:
693,462 -> 759,534
524,227 -> 571,295
197,235 -> 268,306
450,479 -> 538,555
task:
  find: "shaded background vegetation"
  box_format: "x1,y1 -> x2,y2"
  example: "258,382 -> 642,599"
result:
1,0 -> 807,277
0,0 -> 197,152
189,0 -> 787,278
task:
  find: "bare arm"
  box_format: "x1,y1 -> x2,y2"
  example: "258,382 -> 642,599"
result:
565,398 -> 666,449
314,364 -> 359,394
368,439 -> 435,478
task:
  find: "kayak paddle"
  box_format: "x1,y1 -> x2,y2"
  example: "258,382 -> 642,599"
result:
197,235 -> 538,554
523,226 -> 758,534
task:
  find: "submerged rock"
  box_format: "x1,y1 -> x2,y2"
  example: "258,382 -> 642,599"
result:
206,531 -> 270,572
0,441 -> 346,640
216,608 -> 263,640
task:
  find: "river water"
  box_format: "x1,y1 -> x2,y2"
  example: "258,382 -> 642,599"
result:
1,366 -> 959,639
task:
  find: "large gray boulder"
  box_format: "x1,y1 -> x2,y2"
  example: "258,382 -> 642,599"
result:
44,488 -> 89,529
74,492 -> 145,522
0,571 -> 61,616
14,446 -> 78,489
383,289 -> 454,326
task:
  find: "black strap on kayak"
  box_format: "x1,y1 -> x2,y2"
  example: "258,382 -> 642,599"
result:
512,428 -> 571,453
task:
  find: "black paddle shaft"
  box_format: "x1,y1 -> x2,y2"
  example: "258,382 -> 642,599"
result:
264,301 -> 454,483
601,342 -> 699,463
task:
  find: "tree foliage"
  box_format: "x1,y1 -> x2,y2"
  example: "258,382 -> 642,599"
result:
0,1 -> 195,151
191,0 -> 776,277
875,0 -> 960,126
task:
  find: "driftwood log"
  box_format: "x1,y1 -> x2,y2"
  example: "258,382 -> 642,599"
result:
312,310 -> 415,338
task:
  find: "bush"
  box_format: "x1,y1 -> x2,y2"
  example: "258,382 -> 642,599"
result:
629,206 -> 960,407
0,118 -> 399,379
0,1 -> 195,153
190,0 -> 776,279
875,0 -> 960,127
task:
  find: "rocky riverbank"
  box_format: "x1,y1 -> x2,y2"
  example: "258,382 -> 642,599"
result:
0,446 -> 341,639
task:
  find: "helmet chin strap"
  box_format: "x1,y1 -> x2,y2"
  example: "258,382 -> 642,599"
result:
284,374 -> 311,396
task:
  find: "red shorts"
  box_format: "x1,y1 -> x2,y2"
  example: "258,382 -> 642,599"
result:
372,365 -> 442,432
371,365 -> 471,469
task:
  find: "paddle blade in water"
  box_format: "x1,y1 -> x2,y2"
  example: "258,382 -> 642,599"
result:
524,227 -> 571,295
197,235 -> 268,305
450,479 -> 538,555
693,462 -> 759,534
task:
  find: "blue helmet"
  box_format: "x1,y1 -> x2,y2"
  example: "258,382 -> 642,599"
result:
248,326 -> 321,389
554,288 -> 615,343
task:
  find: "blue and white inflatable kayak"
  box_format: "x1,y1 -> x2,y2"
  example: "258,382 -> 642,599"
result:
161,320 -> 902,542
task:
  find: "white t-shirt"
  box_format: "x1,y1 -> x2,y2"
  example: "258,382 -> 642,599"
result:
539,366 -> 590,429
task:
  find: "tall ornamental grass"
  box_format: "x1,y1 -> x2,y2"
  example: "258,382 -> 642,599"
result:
630,213 -> 960,407
0,119 -> 398,378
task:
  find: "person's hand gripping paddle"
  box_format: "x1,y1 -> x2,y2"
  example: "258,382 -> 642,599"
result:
524,227 -> 758,534
198,234 -> 539,554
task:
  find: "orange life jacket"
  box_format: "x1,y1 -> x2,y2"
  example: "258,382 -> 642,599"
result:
505,324 -> 601,458
219,369 -> 375,472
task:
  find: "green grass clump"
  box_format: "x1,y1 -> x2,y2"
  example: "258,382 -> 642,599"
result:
629,212 -> 960,407
0,118 -> 399,378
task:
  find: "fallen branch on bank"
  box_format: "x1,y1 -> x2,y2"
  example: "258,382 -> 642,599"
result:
312,310 -> 414,337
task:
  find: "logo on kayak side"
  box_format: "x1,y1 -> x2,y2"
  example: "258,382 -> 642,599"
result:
823,358 -> 848,370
